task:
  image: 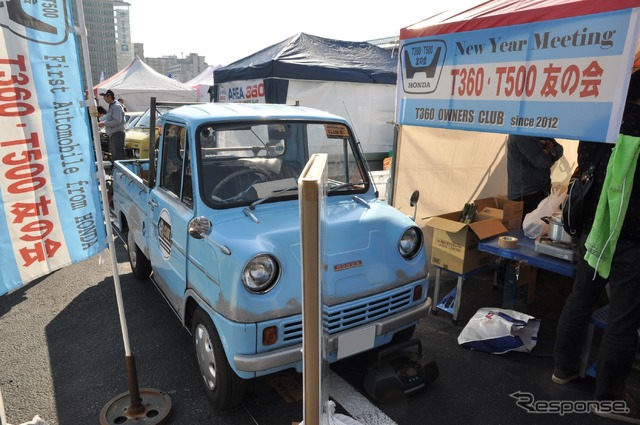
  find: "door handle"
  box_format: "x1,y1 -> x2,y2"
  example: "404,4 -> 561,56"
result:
148,199 -> 158,208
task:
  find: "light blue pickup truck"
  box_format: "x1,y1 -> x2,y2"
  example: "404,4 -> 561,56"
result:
111,100 -> 431,409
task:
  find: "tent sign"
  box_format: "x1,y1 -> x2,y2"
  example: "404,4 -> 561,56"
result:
396,9 -> 640,142
0,0 -> 107,296
217,80 -> 266,103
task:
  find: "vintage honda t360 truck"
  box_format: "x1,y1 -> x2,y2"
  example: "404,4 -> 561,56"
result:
111,99 -> 431,409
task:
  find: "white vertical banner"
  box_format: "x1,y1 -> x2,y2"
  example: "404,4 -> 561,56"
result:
0,0 -> 107,296
299,153 -> 329,425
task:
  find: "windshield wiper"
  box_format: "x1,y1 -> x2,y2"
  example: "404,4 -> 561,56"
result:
328,182 -> 365,193
249,186 -> 298,210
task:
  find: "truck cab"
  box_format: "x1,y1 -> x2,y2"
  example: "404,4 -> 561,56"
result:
112,101 -> 431,409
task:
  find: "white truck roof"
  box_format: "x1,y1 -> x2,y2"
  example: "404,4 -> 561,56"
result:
164,102 -> 350,125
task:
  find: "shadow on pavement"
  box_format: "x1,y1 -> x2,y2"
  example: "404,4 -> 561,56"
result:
44,240 -> 305,424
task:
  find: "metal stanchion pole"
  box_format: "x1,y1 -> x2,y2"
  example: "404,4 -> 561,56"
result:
72,0 -> 171,423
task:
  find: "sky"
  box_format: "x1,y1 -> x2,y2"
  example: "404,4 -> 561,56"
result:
128,1 -> 479,67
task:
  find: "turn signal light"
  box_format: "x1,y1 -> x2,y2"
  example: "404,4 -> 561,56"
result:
413,285 -> 423,301
263,326 -> 278,346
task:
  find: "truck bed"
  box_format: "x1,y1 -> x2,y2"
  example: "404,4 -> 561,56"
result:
116,159 -> 151,186
112,160 -> 152,256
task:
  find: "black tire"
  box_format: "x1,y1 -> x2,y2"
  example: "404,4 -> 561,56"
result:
127,229 -> 152,279
191,308 -> 246,410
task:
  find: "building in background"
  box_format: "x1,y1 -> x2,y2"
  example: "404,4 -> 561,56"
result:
144,55 -> 177,79
172,53 -> 208,83
114,1 -> 134,71
74,1 -> 394,87
73,0 -> 120,85
133,43 -> 145,61
146,53 -> 208,82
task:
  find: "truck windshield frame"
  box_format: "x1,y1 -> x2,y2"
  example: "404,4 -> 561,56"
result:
196,120 -> 370,209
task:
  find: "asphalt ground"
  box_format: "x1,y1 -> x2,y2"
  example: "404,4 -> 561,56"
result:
1,234 -> 638,425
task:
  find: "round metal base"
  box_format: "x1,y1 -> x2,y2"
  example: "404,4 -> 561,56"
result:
100,388 -> 172,425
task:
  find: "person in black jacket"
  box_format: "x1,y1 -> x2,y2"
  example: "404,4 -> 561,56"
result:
553,70 -> 640,424
507,134 -> 564,219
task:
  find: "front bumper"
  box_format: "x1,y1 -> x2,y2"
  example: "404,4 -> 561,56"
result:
233,296 -> 432,372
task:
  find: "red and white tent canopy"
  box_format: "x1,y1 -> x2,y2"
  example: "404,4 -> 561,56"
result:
401,0 -> 640,39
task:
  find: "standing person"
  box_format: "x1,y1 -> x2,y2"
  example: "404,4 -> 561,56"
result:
117,97 -> 127,112
97,89 -> 126,161
507,134 -> 564,218
97,105 -> 107,120
553,70 -> 640,423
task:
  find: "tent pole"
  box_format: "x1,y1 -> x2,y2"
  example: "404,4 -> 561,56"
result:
72,0 -> 171,423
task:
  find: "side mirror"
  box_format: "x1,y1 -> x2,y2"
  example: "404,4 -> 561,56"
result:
410,190 -> 420,207
409,190 -> 420,222
188,216 -> 212,239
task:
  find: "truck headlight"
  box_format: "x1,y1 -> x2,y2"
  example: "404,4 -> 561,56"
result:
398,227 -> 422,260
242,254 -> 280,293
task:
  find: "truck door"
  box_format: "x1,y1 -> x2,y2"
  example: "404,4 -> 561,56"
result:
148,124 -> 194,313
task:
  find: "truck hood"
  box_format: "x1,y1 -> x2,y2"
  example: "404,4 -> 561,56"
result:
205,197 -> 428,322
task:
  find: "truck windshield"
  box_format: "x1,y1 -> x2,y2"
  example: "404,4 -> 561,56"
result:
197,121 -> 368,208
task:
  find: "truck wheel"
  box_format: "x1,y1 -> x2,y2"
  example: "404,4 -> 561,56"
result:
192,308 -> 246,410
127,230 -> 152,279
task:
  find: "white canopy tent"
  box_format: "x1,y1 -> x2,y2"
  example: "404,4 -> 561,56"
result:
184,65 -> 220,102
93,56 -> 197,112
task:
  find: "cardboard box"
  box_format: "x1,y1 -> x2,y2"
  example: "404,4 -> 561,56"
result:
425,211 -> 508,274
502,262 -> 538,309
475,196 -> 524,230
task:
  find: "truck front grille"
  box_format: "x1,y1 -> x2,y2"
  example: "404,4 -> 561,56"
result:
275,284 -> 417,346
324,286 -> 413,333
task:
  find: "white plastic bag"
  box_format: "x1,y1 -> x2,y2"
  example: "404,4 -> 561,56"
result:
5,416 -> 49,425
299,400 -> 364,425
458,307 -> 540,354
522,184 -> 567,239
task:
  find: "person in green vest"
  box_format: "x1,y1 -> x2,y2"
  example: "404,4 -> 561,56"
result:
553,70 -> 640,424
